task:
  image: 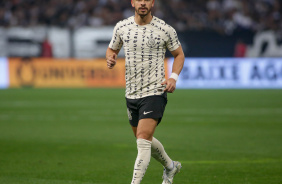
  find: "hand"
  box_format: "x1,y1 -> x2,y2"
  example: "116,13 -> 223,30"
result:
161,78 -> 176,93
107,53 -> 117,69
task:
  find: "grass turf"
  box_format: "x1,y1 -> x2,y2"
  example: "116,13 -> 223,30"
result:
0,89 -> 281,184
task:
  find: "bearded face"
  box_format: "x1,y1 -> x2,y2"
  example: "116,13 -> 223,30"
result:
132,0 -> 155,18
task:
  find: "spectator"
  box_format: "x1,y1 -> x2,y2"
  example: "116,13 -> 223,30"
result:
0,0 -> 280,34
41,36 -> 53,58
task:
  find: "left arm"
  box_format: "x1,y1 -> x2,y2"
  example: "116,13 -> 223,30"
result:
106,47 -> 120,69
162,45 -> 185,93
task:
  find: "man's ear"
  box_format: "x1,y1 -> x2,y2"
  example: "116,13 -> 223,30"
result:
131,0 -> 135,7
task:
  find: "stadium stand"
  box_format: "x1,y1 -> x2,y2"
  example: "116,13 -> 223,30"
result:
0,0 -> 281,34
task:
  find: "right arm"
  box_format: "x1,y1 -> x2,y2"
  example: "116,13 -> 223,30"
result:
106,47 -> 120,69
107,21 -> 122,69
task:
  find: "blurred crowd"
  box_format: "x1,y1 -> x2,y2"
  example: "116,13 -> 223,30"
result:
0,0 -> 281,34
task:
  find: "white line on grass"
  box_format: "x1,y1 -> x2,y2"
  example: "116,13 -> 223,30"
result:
181,158 -> 282,164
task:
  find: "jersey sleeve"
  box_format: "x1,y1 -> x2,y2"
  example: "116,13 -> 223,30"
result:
109,22 -> 123,50
166,26 -> 181,52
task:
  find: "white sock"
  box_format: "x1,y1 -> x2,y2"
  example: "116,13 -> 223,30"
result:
151,137 -> 173,170
131,139 -> 152,184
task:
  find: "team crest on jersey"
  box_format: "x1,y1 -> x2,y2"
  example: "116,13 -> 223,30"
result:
146,38 -> 156,48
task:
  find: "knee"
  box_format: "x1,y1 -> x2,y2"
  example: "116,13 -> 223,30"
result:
136,132 -> 152,141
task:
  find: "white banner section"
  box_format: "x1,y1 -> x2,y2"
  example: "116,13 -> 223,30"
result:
0,57 -> 9,89
168,58 -> 282,89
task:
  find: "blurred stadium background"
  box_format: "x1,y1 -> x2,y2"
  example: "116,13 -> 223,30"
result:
0,0 -> 282,58
0,0 -> 282,184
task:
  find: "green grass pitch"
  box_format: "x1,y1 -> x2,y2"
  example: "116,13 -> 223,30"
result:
0,89 -> 282,184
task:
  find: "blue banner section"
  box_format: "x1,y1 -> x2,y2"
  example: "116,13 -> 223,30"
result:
0,57 -> 9,89
168,58 -> 282,89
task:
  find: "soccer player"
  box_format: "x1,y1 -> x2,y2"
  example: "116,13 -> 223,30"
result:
106,0 -> 185,183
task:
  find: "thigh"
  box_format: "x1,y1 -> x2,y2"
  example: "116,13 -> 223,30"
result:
136,118 -> 158,141
131,126 -> 137,137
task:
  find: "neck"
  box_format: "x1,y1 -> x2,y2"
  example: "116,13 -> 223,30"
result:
134,13 -> 153,25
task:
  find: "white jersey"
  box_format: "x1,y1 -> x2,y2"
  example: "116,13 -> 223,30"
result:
109,16 -> 180,99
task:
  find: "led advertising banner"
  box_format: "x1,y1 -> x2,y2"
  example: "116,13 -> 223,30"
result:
0,57 -> 9,89
168,58 -> 282,89
4,58 -> 282,89
8,58 -> 126,88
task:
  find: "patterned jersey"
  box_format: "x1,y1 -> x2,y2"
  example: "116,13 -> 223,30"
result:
109,16 -> 180,99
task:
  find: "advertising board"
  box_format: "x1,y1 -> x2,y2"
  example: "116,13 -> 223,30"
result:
4,57 -> 282,89
8,58 -> 126,88
0,57 -> 9,89
168,58 -> 282,89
